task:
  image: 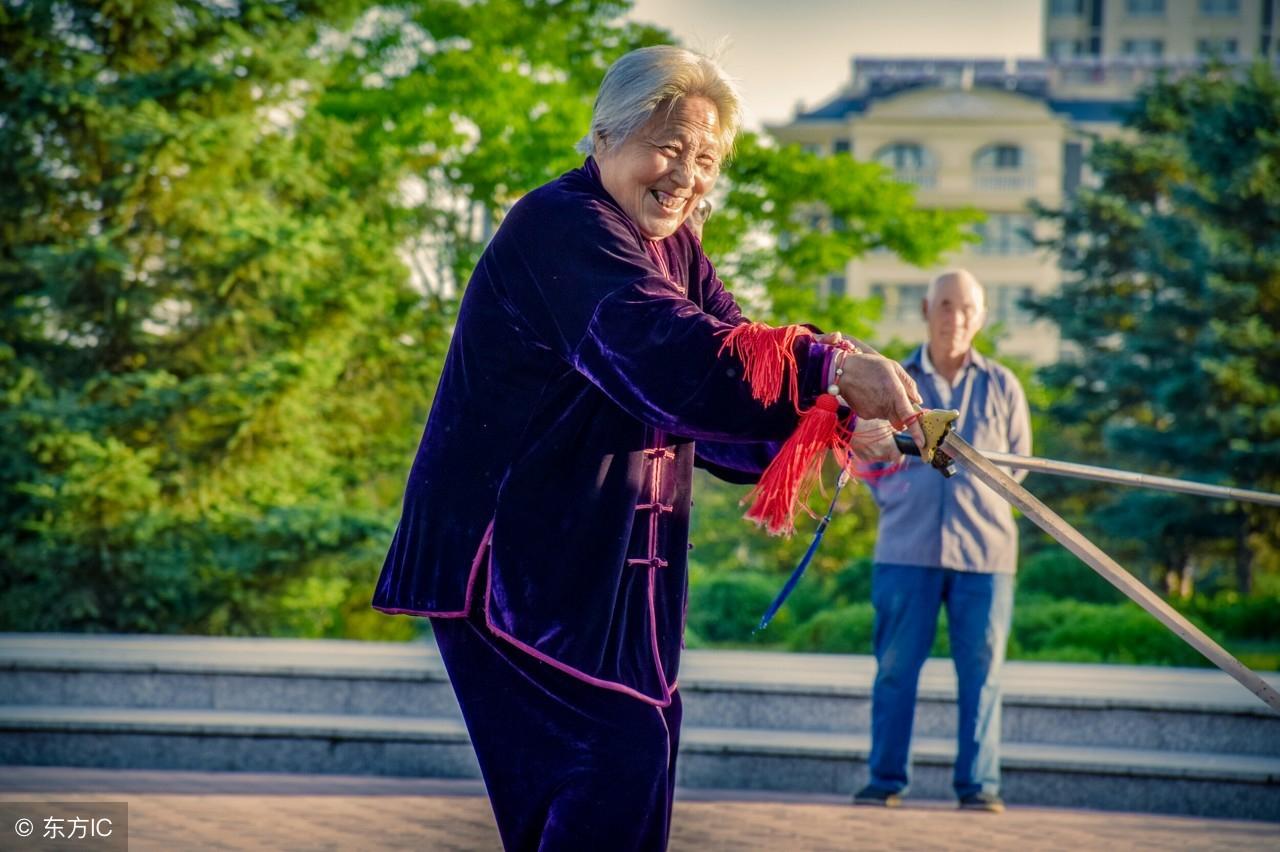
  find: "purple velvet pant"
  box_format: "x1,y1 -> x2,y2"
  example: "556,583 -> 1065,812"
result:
431,610 -> 682,851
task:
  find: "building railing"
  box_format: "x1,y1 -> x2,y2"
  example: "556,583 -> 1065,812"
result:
849,55 -> 1280,97
892,168 -> 937,188
973,171 -> 1035,191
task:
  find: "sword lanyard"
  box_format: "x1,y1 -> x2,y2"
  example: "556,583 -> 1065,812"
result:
756,471 -> 850,632
756,358 -> 975,631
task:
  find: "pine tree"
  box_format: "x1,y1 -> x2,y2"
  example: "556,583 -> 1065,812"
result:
0,0 -> 974,636
0,0 -> 659,635
1030,62 -> 1280,596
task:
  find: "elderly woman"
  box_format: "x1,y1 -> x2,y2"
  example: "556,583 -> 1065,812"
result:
374,46 -> 922,850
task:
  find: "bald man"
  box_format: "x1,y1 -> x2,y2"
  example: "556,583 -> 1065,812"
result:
853,270 -> 1031,813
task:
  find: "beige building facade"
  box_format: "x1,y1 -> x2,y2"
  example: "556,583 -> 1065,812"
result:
770,59 -> 1129,363
769,0 -> 1277,363
1045,0 -> 1276,61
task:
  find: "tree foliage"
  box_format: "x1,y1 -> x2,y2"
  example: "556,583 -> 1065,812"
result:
687,137 -> 976,610
0,0 -> 660,635
704,132 -> 976,332
1029,62 -> 1280,595
0,0 -> 973,636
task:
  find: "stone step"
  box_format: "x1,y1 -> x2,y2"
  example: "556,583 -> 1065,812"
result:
678,665 -> 1280,756
4,634 -> 1277,756
1,705 -> 1276,821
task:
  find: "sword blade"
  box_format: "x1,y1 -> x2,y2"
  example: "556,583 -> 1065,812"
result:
940,431 -> 1280,714
981,450 -> 1280,508
892,432 -> 1280,506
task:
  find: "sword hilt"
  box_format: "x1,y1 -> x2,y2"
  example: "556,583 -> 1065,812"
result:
893,408 -> 960,477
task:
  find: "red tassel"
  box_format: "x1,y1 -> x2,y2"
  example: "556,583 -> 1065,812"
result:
719,321 -> 814,410
742,394 -> 852,536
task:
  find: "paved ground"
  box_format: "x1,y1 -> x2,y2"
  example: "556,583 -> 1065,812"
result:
1,767 -> 1277,851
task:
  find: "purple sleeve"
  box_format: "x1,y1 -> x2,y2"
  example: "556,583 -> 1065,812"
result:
692,340 -> 840,483
696,251 -> 746,326
491,196 -> 830,442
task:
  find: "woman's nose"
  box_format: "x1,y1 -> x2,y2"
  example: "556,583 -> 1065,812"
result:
670,155 -> 695,187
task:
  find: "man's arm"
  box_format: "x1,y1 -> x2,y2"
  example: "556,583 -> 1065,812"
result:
1005,373 -> 1033,484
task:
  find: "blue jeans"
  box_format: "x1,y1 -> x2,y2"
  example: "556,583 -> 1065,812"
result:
867,563 -> 1014,798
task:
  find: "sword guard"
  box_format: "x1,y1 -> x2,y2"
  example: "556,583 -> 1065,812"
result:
893,408 -> 960,477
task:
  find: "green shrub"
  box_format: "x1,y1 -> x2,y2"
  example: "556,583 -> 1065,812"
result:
830,558 -> 875,606
786,604 -> 876,654
682,624 -> 706,650
1179,594 -> 1280,642
1012,645 -> 1106,663
1011,599 -> 1220,667
1016,549 -> 1116,604
785,604 -> 951,656
687,572 -> 784,644
781,568 -> 834,626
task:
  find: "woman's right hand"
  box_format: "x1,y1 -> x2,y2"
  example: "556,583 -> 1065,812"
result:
836,352 -> 927,452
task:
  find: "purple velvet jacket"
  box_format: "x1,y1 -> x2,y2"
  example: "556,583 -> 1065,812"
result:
373,159 -> 833,705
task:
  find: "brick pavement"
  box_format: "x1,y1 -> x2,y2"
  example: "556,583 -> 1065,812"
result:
2,768 -> 1276,851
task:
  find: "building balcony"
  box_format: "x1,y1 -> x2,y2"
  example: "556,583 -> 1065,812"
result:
890,168 -> 937,188
973,171 -> 1035,191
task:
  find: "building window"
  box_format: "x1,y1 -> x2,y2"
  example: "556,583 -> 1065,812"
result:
801,143 -> 822,155
973,144 -> 1032,190
875,142 -> 927,170
1049,0 -> 1084,15
896,284 -> 927,320
1048,38 -> 1086,59
975,144 -> 1023,170
974,213 -> 1036,255
870,283 -> 928,322
1197,38 -> 1239,56
1198,0 -> 1239,16
833,138 -> 851,155
1125,0 -> 1165,16
827,275 -> 847,298
989,285 -> 1035,326
873,142 -> 937,188
1122,38 -> 1165,58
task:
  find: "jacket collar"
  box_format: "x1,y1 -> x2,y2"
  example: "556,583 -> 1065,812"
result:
575,156 -> 692,245
906,344 -> 989,375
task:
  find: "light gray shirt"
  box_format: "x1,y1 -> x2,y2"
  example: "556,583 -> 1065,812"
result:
919,344 -> 971,409
867,345 -> 1032,574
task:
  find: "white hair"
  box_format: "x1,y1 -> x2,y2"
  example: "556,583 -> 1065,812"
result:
927,269 -> 987,310
576,45 -> 742,158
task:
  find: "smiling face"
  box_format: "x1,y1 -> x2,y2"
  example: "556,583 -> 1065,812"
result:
595,96 -> 722,240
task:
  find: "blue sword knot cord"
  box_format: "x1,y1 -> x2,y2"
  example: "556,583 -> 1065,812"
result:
755,471 -> 849,633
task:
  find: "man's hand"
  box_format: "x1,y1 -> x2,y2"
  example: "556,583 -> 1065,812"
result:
836,352 -> 927,451
850,417 -> 903,463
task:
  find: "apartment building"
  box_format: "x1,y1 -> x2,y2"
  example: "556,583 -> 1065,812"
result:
1046,0 -> 1276,62
768,1 -> 1275,362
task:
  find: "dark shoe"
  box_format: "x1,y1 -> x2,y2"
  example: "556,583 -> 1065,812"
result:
853,785 -> 903,807
958,792 -> 1005,813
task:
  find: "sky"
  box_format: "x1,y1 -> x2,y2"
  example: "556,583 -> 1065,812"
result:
626,0 -> 1044,129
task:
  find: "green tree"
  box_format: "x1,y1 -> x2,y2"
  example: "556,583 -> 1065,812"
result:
0,0 -> 974,638
689,138 -> 978,630
0,0 -> 661,636
704,133 -> 977,333
1029,62 -> 1280,597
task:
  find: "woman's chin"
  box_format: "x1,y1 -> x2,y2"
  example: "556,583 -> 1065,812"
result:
639,209 -> 686,239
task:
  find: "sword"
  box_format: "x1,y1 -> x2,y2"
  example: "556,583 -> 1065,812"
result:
891,430 -> 1280,507
898,409 -> 1280,714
